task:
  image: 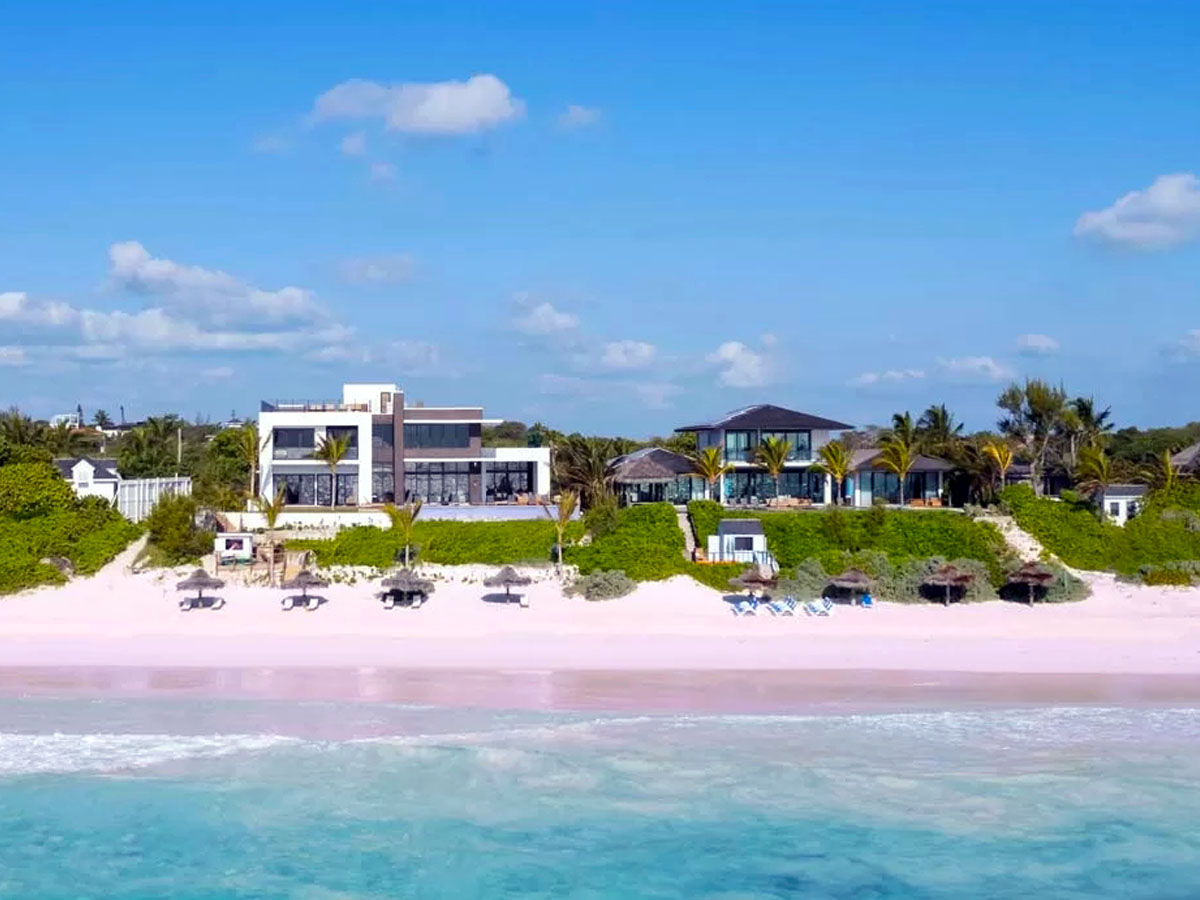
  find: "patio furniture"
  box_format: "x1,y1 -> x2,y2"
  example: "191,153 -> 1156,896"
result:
484,566 -> 534,606
829,568 -> 873,605
175,569 -> 226,611
280,569 -> 329,611
380,569 -> 435,609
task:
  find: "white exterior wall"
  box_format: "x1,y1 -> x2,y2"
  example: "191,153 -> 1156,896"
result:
706,532 -> 769,564
1099,493 -> 1141,527
116,477 -> 191,522
68,461 -> 119,503
259,409 -> 373,505
341,382 -> 398,413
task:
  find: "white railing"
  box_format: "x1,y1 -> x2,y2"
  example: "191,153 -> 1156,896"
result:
116,477 -> 192,522
706,549 -> 778,570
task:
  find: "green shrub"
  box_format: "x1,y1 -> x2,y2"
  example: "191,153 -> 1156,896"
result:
0,440 -> 53,468
144,493 -> 213,565
0,500 -> 140,594
565,504 -> 685,581
0,464 -> 74,520
566,569 -> 637,601
683,561 -> 745,592
293,519 -> 584,568
1139,564 -> 1197,587
583,493 -> 620,539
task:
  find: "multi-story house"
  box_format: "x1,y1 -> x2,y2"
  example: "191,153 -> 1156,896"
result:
258,383 -> 550,507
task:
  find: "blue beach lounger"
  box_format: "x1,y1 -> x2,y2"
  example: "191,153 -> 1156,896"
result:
861,593 -> 874,608
732,598 -> 759,616
767,596 -> 798,616
804,600 -> 828,617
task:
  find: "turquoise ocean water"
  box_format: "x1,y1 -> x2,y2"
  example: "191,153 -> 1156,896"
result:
0,699 -> 1198,898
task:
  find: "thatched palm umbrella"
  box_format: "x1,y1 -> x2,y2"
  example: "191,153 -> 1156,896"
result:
729,563 -> 778,597
280,570 -> 329,611
1008,561 -> 1055,605
175,569 -> 226,611
484,566 -> 533,604
924,563 -> 976,607
829,568 -> 873,603
380,569 -> 435,609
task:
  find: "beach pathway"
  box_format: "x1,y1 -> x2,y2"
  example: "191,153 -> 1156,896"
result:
675,507 -> 696,560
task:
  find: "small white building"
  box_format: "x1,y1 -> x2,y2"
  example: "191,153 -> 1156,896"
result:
54,457 -> 192,522
1097,484 -> 1147,527
54,457 -> 121,503
706,519 -> 773,566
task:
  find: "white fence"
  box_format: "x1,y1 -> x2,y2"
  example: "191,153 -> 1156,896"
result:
116,477 -> 192,522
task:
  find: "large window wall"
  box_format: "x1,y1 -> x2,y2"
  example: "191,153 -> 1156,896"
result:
273,428 -> 315,460
723,430 -> 756,462
403,423 -> 470,449
722,469 -> 827,502
760,430 -> 812,461
272,473 -> 359,506
372,423 -> 395,503
620,476 -> 704,505
485,462 -> 533,501
404,462 -> 476,504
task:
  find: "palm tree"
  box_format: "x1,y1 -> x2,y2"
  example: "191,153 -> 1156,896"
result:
0,407 -> 47,447
982,438 -> 1014,496
92,409 -> 114,430
1139,448 -> 1186,493
117,425 -> 174,477
997,379 -> 1067,496
754,435 -> 793,499
314,433 -> 353,507
543,489 -> 578,570
44,421 -> 87,457
889,411 -> 918,448
1075,445 -> 1114,499
811,440 -> 852,506
553,435 -> 617,508
877,436 -> 916,504
916,404 -> 963,456
384,499 -> 423,567
234,423 -> 266,499
690,446 -> 732,502
253,491 -> 288,587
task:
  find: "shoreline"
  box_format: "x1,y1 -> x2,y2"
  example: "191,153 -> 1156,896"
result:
3,665 -> 1199,714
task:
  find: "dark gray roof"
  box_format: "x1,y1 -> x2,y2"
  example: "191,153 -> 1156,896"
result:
54,457 -> 121,481
676,404 -> 853,433
1172,442 -> 1200,471
848,449 -> 955,473
610,447 -> 694,482
1102,483 -> 1148,497
717,519 -> 764,536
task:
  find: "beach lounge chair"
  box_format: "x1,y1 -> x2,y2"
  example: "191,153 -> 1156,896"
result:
767,596 -> 798,616
805,599 -> 831,617
821,597 -> 835,615
732,598 -> 760,616
861,593 -> 874,609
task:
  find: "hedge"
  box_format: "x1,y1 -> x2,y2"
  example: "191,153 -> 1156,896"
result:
688,500 -> 1014,586
565,504 -> 686,581
1001,484 -> 1200,575
0,499 -> 142,595
293,518 -> 585,569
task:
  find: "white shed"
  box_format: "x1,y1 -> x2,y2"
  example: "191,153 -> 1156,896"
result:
1096,484 -> 1147,527
707,519 -> 771,566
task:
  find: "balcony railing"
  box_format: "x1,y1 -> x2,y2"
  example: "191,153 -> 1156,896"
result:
273,447 -> 316,460
261,400 -> 370,413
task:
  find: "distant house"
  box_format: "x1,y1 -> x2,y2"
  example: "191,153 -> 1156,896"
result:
1096,484 -> 1147,526
846,449 -> 954,506
50,412 -> 82,429
54,457 -> 121,503
610,447 -> 704,505
53,456 -> 191,522
1172,442 -> 1200,474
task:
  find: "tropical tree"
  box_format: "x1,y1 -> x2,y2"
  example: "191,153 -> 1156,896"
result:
754,436 -> 793,499
233,423 -> 266,499
92,409 -> 114,429
1139,448 -> 1187,493
916,404 -> 963,456
553,435 -> 617,508
877,436 -> 916,504
690,446 -> 732,502
1075,445 -> 1114,499
384,499 -> 423,567
1058,396 -> 1113,474
888,411 -> 919,448
982,438 -> 1014,497
44,421 -> 87,457
253,491 -> 288,587
997,379 -> 1068,495
543,489 -> 578,570
811,439 -> 852,506
0,407 -> 47,448
117,425 -> 175,477
314,432 -> 353,507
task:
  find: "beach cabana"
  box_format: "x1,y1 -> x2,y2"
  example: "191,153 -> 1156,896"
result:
484,566 -> 533,607
380,569 -> 435,609
828,568 -> 873,605
729,563 -> 778,598
923,563 -> 975,607
1008,561 -> 1055,605
175,569 -> 226,611
280,570 -> 329,611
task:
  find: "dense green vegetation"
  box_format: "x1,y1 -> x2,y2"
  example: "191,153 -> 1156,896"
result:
1001,484 -> 1200,577
0,465 -> 141,595
689,500 -> 1014,585
142,494 -> 214,566
293,518 -> 585,568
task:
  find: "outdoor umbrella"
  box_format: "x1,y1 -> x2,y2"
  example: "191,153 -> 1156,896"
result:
175,569 -> 226,611
280,569 -> 329,611
829,568 -> 873,603
923,563 -> 976,607
729,563 -> 778,596
1008,561 -> 1055,605
381,569 -> 435,608
484,566 -> 533,604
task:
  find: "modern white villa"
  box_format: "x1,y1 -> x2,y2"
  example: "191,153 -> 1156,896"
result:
258,382 -> 551,507
611,403 -> 954,508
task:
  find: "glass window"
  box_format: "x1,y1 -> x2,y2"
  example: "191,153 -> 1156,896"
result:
372,424 -> 394,454
403,423 -> 470,449
372,467 -> 395,504
326,426 -> 358,460
273,428 -> 315,460
724,430 -> 755,462
733,536 -> 754,551
404,462 -> 474,503
484,462 -> 533,501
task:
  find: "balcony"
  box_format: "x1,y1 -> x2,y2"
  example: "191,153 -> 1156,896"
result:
273,447 -> 316,461
261,400 -> 370,413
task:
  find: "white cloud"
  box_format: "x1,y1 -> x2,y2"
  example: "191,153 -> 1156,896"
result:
108,241 -> 323,326
312,74 -> 525,135
558,104 -> 600,130
0,291 -> 78,327
340,131 -> 366,156
599,340 -> 656,370
512,299 -> 578,335
937,356 -> 1015,383
1074,173 -> 1200,250
368,162 -> 397,182
850,368 -> 926,387
1017,333 -> 1060,355
252,135 -> 289,154
339,254 -> 414,286
708,340 -> 773,388
0,346 -> 27,366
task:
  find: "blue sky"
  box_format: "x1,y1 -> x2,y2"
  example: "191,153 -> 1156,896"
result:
2,1 -> 1199,436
